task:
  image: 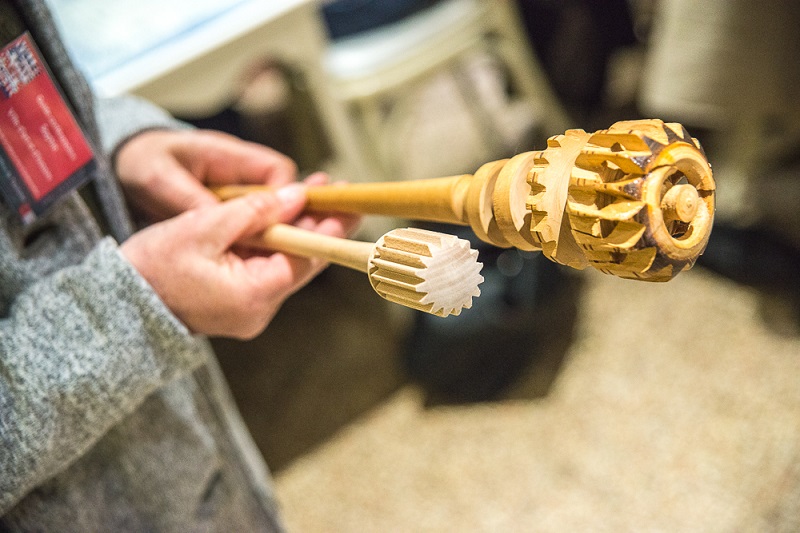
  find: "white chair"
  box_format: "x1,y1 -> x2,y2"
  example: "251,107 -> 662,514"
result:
321,0 -> 570,181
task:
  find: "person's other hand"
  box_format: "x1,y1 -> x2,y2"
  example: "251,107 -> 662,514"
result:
120,184 -> 354,339
115,129 -> 297,222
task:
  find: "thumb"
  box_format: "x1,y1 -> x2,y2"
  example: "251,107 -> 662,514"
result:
201,184 -> 307,250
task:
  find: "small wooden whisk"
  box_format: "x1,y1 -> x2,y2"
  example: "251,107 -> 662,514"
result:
247,224 -> 483,317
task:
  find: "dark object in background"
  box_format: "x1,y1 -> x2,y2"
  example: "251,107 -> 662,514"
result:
697,223 -> 800,333
320,0 -> 440,39
698,224 -> 800,297
403,224 -> 580,404
516,0 -> 637,125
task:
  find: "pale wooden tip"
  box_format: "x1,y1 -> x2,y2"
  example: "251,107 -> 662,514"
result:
661,183 -> 700,223
368,228 -> 483,317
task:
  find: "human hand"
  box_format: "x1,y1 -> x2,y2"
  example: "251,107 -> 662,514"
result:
114,129 -> 298,222
120,184 -> 356,339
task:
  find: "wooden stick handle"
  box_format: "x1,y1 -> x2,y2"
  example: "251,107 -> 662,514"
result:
212,175 -> 473,225
245,223 -> 372,273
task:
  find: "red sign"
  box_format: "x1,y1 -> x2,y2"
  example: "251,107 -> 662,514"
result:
0,33 -> 94,221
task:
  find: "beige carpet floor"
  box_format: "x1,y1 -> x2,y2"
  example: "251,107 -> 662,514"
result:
267,269 -> 800,532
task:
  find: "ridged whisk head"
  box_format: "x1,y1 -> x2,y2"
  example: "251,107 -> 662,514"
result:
368,228 -> 483,317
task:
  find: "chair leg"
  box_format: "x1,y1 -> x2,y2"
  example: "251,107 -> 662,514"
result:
488,0 -> 571,134
354,96 -> 396,180
298,58 -> 379,183
449,60 -> 511,158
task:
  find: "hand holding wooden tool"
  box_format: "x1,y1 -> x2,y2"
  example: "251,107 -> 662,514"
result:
215,119 -> 715,282
244,224 -> 483,317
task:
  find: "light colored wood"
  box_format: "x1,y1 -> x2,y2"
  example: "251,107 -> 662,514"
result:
248,223 -> 372,272
661,184 -> 700,223
213,176 -> 474,225
527,129 -> 592,269
566,119 -> 715,281
492,152 -> 541,251
242,224 -> 482,317
213,184 -> 272,202
465,159 -> 513,248
212,119 -> 716,282
368,228 -> 483,317
305,177 -> 475,225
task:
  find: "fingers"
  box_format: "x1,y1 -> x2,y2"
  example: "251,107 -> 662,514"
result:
297,211 -> 361,236
116,128 -> 353,339
118,129 -> 302,222
143,156 -> 220,217
116,130 -> 221,221
297,172 -> 361,237
178,130 -> 298,187
243,251 -> 327,300
238,176 -> 356,297
199,184 -> 307,251
303,171 -> 330,187
120,185 -> 314,339
246,211 -> 360,300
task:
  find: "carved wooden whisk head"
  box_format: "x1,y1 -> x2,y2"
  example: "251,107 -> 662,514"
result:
368,228 -> 483,317
463,119 -> 715,281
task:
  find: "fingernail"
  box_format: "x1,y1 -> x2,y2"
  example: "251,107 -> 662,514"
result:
304,171 -> 330,185
275,183 -> 306,205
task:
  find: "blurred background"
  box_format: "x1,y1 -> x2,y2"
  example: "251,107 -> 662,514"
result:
48,0 -> 800,530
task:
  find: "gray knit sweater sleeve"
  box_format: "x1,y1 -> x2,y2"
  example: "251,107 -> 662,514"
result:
94,94 -> 192,157
0,238 -> 209,513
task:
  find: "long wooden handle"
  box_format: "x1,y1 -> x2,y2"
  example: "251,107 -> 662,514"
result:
212,174 -> 473,225
245,223 -> 372,273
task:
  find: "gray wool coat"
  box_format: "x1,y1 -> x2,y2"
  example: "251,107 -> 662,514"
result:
0,1 -> 284,530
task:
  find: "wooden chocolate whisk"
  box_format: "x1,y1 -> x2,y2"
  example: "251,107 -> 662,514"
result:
215,119 -> 716,282
246,224 -> 483,317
